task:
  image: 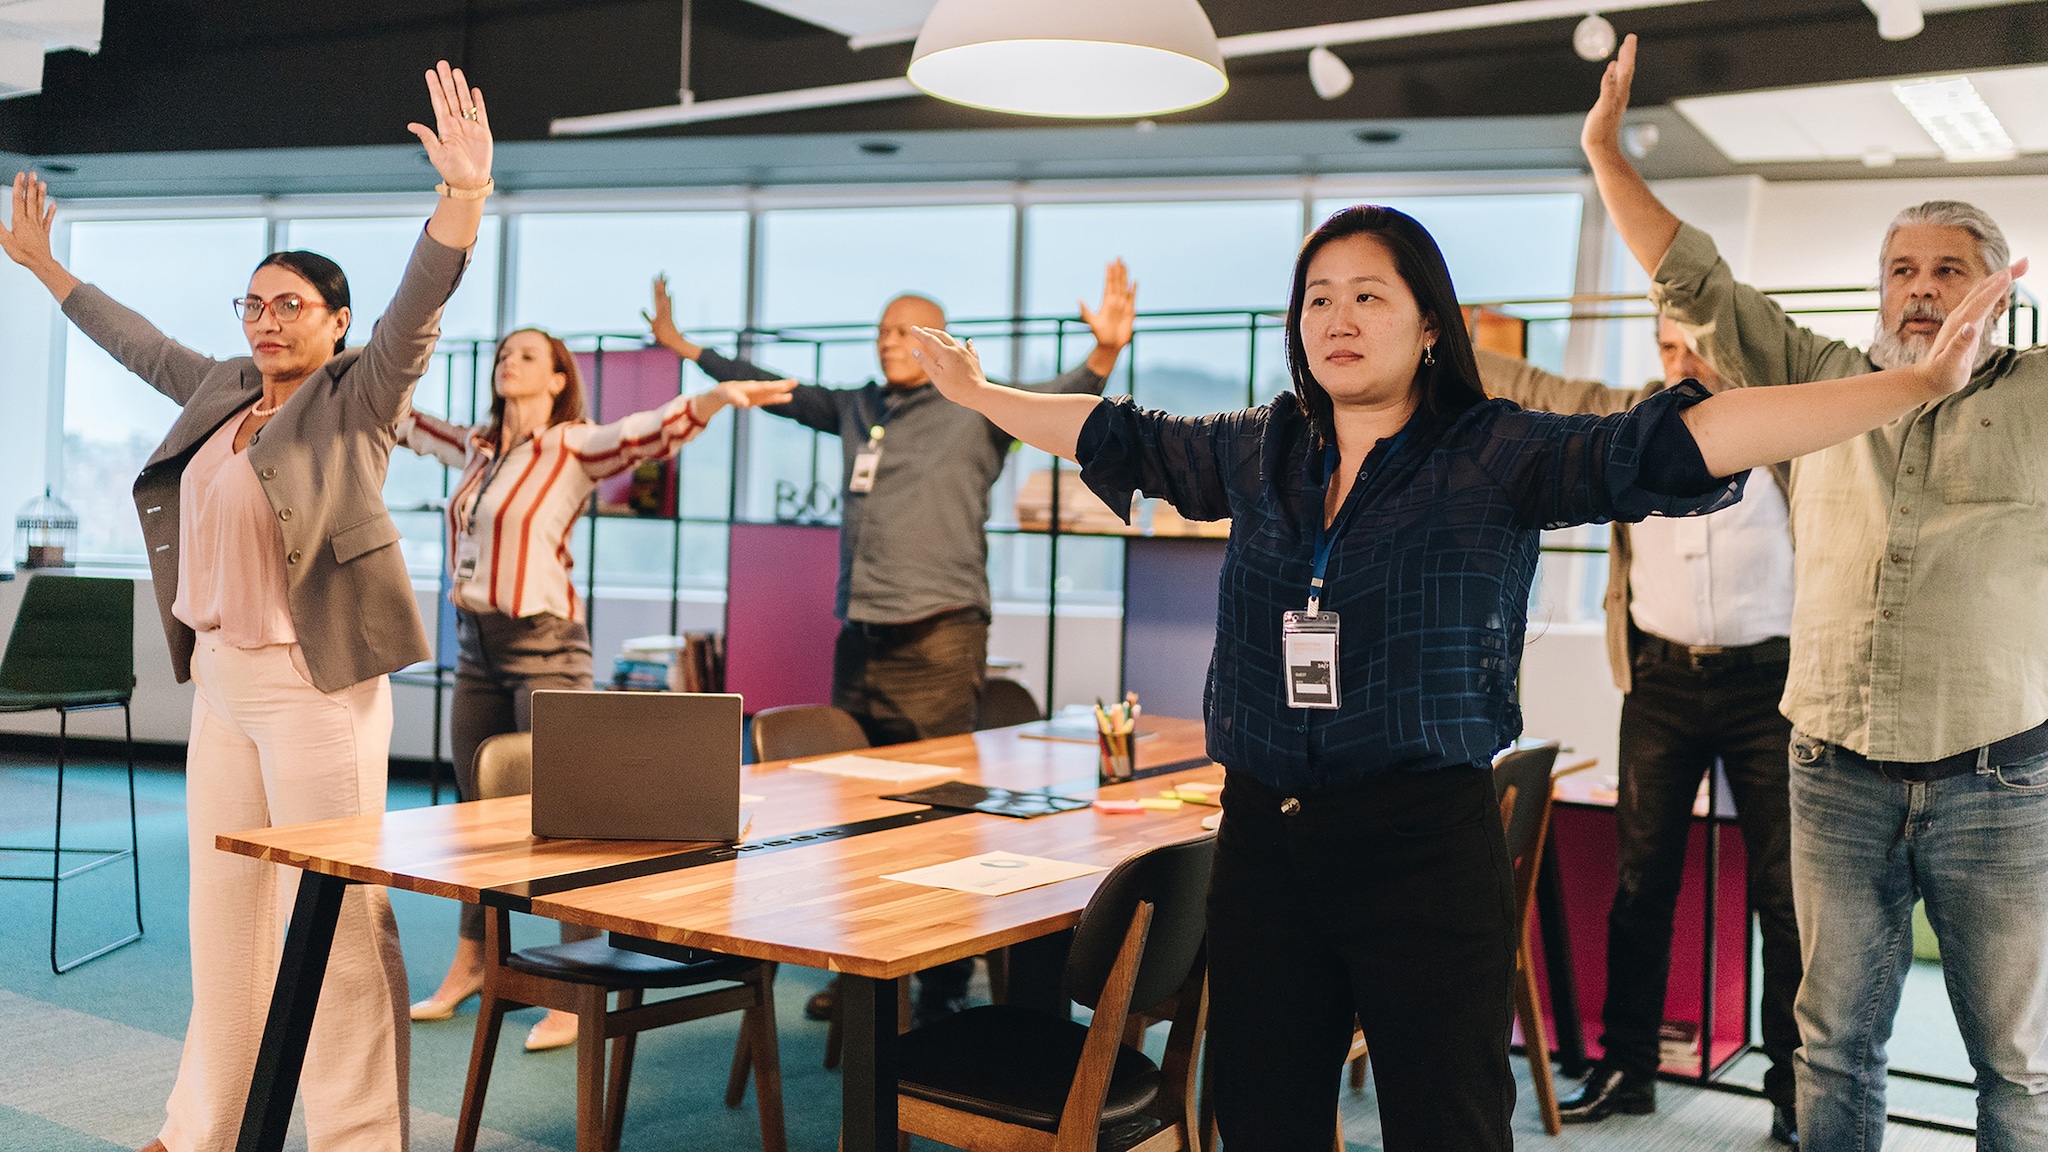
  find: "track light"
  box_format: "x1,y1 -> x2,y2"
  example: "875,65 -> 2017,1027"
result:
1573,13 -> 1617,61
1308,45 -> 1354,100
1870,0 -> 1924,39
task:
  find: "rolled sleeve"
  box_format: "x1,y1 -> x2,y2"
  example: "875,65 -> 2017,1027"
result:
1075,396 -> 1247,524
1483,383 -> 1744,529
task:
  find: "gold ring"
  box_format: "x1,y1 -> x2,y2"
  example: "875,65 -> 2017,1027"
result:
462,107 -> 479,121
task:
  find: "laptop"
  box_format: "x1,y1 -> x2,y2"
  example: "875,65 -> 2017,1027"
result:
530,690 -> 745,842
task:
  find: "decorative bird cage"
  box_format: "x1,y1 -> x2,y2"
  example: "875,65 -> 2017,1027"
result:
16,488 -> 78,570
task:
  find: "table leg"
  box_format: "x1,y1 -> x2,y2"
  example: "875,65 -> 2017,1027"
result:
1003,928 -> 1074,1019
1535,838 -> 1588,1078
841,974 -> 901,1152
236,871 -> 351,1152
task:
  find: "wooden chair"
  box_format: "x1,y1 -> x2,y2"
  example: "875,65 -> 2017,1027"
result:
0,575 -> 143,974
751,703 -> 871,763
1340,741 -> 1566,1143
974,677 -> 1043,730
454,733 -> 787,1152
895,834 -> 1216,1152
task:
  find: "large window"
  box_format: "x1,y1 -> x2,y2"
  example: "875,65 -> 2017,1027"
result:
62,217 -> 268,561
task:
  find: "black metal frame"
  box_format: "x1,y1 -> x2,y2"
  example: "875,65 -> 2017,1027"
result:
0,701 -> 144,973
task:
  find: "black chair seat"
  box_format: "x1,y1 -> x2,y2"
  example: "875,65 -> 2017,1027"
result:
898,1005 -> 1162,1131
0,688 -> 129,712
505,936 -> 759,989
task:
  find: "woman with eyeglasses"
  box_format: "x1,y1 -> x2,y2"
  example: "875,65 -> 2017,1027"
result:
908,204 -> 2019,1149
398,327 -> 792,1050
1,62 -> 494,1152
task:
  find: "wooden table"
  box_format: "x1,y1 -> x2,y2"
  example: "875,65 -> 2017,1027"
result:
218,716 -> 1219,1152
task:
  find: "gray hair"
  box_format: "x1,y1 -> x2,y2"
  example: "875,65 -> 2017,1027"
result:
1880,200 -> 2009,277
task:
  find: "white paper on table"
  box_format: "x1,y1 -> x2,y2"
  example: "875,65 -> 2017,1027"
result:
787,754 -> 963,785
881,851 -> 1108,897
740,793 -> 766,804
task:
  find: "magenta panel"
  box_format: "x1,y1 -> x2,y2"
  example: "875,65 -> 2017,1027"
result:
574,346 -> 683,518
724,523 -> 841,714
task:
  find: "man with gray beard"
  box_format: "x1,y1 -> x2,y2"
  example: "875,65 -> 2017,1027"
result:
1584,37 -> 2048,1152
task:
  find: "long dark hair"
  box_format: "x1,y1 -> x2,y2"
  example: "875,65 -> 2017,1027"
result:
253,250 -> 352,356
487,329 -> 588,444
1284,205 -> 1487,447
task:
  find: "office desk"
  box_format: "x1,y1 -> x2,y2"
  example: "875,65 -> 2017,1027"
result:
217,716 -> 1217,1152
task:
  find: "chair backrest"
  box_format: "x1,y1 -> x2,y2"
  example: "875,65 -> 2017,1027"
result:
751,704 -> 870,762
474,732 -> 534,800
1492,740 -> 1560,865
0,576 -> 134,696
974,676 -> 1043,730
1066,834 -> 1216,1015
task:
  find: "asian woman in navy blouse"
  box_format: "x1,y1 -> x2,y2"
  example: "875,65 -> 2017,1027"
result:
910,205 -> 2019,1150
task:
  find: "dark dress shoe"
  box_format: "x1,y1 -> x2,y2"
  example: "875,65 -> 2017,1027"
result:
1771,1102 -> 1799,1146
1558,1065 -> 1656,1123
804,977 -> 838,1022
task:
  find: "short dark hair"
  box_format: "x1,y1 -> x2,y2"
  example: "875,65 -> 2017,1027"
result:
1285,205 -> 1487,447
253,250 -> 352,355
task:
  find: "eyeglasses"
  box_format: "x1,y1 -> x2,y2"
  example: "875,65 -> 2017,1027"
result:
232,294 -> 328,323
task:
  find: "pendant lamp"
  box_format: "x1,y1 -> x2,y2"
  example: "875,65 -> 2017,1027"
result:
908,0 -> 1228,119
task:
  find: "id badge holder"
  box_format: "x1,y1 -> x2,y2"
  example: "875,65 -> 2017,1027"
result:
848,428 -> 883,494
453,534 -> 481,582
1282,610 -> 1341,710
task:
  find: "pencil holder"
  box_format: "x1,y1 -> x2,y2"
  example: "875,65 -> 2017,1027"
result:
1097,731 -> 1134,785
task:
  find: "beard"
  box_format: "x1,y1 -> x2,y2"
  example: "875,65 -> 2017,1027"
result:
1869,298 -> 2001,371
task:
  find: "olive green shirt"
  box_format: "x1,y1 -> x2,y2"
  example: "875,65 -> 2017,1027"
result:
1651,222 -> 2048,761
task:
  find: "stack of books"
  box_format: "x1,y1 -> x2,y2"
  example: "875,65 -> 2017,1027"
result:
1659,1020 -> 1701,1067
610,633 -> 726,693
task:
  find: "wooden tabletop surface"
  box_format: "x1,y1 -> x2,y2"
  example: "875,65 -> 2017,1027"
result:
217,716 -> 1219,976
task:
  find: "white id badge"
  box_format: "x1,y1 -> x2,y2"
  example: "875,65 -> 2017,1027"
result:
453,535 -> 481,582
848,443 -> 882,493
1282,610 -> 1341,710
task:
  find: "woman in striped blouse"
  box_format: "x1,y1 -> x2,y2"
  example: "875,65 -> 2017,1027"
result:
400,327 -> 792,1049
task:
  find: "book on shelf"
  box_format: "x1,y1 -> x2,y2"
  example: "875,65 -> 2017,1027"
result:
1658,1019 -> 1700,1065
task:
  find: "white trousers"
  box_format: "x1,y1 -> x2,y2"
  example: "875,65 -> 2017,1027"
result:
160,635 -> 409,1152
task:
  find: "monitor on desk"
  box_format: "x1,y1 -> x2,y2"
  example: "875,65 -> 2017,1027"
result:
530,690 -> 745,842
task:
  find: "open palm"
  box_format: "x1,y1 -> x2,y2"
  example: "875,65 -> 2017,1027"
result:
0,172 -> 56,270
407,61 -> 494,190
1921,259 -> 2028,397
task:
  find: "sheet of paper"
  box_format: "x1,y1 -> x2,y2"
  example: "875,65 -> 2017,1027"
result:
788,754 -> 962,785
881,851 -> 1108,897
740,793 -> 766,804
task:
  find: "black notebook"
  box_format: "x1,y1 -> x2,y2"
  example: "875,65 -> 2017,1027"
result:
882,781 -> 1092,819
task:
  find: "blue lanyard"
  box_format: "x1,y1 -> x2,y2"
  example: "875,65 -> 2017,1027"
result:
1309,428 -> 1408,613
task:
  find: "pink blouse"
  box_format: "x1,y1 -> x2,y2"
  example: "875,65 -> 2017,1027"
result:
171,409 -> 297,648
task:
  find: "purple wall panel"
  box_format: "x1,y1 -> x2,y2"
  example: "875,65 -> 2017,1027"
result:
724,523 -> 840,714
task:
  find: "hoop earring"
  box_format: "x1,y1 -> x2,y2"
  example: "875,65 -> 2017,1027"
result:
1422,344 -> 1436,367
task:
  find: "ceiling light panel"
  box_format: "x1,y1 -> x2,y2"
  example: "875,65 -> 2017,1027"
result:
746,0 -> 935,38
1676,65 -> 2048,165
1894,76 -> 2016,161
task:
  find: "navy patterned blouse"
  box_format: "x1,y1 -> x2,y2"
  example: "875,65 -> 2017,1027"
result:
1076,381 -> 1741,794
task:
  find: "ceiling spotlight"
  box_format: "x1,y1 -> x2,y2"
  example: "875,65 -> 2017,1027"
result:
1894,76 -> 2017,162
908,0 -> 1228,118
1869,0 -> 1924,40
1573,13 -> 1618,62
1308,45 -> 1354,100
1622,122 -> 1660,158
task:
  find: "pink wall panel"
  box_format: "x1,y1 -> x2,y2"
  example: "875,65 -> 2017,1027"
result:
724,523 -> 841,713
573,346 -> 682,518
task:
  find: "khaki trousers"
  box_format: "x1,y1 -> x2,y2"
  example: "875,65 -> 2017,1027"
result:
160,634 -> 409,1152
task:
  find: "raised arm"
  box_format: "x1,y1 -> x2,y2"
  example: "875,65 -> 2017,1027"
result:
352,62 -> 494,423
1079,258 -> 1136,379
566,378 -> 796,479
1582,35 -> 1681,278
0,172 -> 80,303
911,327 -> 1102,461
1682,261 -> 2024,475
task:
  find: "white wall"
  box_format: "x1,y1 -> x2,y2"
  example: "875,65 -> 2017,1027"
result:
0,252 -> 56,559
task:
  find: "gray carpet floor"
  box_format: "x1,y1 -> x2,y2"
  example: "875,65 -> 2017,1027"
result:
0,757 -> 1978,1151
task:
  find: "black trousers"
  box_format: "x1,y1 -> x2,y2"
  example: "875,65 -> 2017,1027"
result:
1208,767 -> 1517,1152
1605,646 -> 1800,1110
831,607 -> 988,748
450,609 -> 598,944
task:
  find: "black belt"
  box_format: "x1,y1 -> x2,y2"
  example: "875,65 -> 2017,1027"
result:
1858,718 -> 2048,783
1637,634 -> 1789,671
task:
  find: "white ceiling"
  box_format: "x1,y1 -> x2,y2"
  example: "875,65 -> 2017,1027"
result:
1675,64 -> 2048,164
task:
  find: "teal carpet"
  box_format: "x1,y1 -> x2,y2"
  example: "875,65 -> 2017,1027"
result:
1,756 -> 1975,1151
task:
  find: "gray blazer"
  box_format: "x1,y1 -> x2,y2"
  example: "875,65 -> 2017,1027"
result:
62,230 -> 471,692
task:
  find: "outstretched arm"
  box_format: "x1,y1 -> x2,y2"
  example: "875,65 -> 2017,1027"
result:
0,172 -> 81,303
912,328 -> 1101,462
568,378 -> 796,479
1582,35 -> 1681,278
1682,261 -> 2024,474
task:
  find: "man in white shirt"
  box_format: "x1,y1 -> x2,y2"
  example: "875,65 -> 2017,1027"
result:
1481,319 -> 1802,1145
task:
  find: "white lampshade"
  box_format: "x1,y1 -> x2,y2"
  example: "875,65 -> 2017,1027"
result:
908,0 -> 1228,119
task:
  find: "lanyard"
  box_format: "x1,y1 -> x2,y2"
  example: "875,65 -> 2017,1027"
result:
864,386 -> 905,444
1308,428 -> 1408,614
463,433 -> 528,534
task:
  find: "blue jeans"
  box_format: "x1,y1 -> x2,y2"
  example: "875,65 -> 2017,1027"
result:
1789,732 -> 2048,1151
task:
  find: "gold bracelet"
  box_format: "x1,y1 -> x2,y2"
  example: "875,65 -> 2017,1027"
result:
435,179 -> 495,201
